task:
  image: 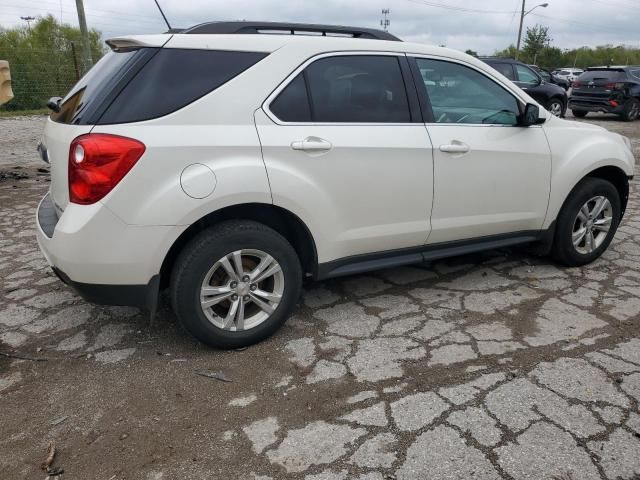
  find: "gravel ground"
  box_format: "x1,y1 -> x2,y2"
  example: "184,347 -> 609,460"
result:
1,112 -> 640,480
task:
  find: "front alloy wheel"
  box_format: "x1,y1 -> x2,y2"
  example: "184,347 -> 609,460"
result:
551,177 -> 620,267
571,196 -> 613,254
200,249 -> 284,331
548,100 -> 563,117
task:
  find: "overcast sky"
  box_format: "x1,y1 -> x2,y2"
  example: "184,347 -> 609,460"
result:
2,0 -> 640,54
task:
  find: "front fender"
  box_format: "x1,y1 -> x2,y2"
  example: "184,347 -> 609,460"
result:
543,121 -> 634,228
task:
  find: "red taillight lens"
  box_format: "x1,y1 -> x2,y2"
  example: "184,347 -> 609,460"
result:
68,134 -> 145,205
605,82 -> 625,90
573,81 -> 582,88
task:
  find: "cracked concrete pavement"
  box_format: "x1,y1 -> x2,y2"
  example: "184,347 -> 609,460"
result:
1,113 -> 640,479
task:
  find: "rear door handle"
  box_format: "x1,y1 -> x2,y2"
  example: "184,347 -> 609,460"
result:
439,142 -> 470,154
291,137 -> 332,152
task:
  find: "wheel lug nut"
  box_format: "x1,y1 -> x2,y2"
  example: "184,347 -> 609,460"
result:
242,275 -> 250,282
244,295 -> 250,301
250,284 -> 257,291
230,281 -> 237,288
232,294 -> 238,301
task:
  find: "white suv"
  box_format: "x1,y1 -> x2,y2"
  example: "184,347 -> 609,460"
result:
36,22 -> 635,348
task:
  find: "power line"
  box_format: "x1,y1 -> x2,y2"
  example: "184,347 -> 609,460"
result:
403,0 -> 517,15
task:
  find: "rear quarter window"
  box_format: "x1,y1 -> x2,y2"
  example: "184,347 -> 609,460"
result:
98,49 -> 267,124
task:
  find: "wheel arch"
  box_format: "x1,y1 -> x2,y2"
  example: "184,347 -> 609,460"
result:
554,165 -> 630,226
159,203 -> 318,289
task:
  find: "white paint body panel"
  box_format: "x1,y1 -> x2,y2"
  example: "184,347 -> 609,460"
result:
36,33 -> 635,287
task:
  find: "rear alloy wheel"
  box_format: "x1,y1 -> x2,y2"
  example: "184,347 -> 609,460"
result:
171,220 -> 302,348
547,99 -> 564,117
621,98 -> 640,122
551,177 -> 620,267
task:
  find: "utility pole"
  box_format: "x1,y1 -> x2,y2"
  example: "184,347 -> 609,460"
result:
74,0 -> 93,74
380,9 -> 390,32
20,16 -> 35,32
515,0 -> 526,60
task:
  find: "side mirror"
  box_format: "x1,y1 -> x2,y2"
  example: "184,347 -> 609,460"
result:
519,103 -> 544,126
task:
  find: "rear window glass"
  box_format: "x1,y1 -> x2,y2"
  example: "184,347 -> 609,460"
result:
51,49 -> 153,125
98,49 -> 267,124
579,70 -> 626,82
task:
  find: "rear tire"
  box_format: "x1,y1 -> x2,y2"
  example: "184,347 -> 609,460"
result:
551,177 -> 621,267
572,110 -> 588,118
170,220 -> 302,349
620,98 -> 640,122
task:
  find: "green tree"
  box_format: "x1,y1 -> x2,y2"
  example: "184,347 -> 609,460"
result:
0,15 -> 104,111
522,24 -> 551,64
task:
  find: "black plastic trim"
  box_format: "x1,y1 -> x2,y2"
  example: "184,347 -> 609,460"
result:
182,21 -> 401,41
53,267 -> 159,309
316,231 -> 542,280
37,193 -> 59,238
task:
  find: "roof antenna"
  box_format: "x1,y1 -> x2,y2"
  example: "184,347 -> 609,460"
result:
153,0 -> 172,31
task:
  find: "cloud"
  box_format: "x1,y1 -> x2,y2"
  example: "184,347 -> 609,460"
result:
2,0 -> 639,54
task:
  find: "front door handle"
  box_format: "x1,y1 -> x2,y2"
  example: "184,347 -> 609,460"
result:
291,136 -> 332,152
439,142 -> 470,154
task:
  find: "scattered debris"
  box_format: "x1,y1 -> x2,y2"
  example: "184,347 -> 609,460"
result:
195,371 -> 232,382
0,351 -> 48,362
0,170 -> 29,181
49,416 -> 68,427
41,442 -> 56,471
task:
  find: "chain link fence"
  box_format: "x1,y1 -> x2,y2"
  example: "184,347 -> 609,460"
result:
0,44 -> 102,111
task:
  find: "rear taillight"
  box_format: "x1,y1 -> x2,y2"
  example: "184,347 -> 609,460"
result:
573,81 -> 582,88
69,134 -> 145,205
605,82 -> 625,90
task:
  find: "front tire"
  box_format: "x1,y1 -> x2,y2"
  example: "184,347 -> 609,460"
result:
170,220 -> 302,349
551,177 -> 621,267
620,98 -> 640,122
547,98 -> 564,117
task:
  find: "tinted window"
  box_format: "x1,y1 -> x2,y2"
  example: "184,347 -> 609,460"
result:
538,70 -> 551,82
98,49 -> 267,124
304,56 -> 411,123
270,73 -> 311,122
578,70 -> 626,82
51,49 -> 154,125
515,64 -> 540,85
630,70 -> 640,81
416,58 -> 520,125
489,62 -> 515,80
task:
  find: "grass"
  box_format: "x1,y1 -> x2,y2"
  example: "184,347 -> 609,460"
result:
0,108 -> 48,117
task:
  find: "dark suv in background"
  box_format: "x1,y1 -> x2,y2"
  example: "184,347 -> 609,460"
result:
480,57 -> 568,117
569,66 -> 640,121
530,65 -> 570,90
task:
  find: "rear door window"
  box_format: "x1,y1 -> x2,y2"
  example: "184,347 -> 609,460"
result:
489,62 -> 515,80
305,55 -> 411,123
99,49 -> 267,124
269,73 -> 312,122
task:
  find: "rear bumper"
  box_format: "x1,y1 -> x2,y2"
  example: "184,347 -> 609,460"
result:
35,193 -> 184,307
52,267 -> 159,308
568,97 -> 624,114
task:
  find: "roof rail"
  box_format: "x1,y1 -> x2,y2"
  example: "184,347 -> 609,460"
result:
181,21 -> 401,41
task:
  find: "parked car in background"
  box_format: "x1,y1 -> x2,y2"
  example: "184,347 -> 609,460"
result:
36,22 -> 634,348
480,57 -> 568,116
553,68 -> 584,85
530,65 -> 570,90
569,66 -> 640,121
